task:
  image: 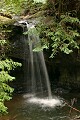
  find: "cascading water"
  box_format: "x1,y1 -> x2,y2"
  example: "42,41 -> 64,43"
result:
22,21 -> 52,98
18,20 -> 62,107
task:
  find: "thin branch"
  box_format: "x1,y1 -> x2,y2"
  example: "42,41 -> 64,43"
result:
65,101 -> 80,113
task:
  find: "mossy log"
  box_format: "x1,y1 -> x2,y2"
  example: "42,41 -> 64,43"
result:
0,15 -> 15,26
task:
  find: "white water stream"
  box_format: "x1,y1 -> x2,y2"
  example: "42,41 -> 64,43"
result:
26,21 -> 52,98
18,20 -> 62,107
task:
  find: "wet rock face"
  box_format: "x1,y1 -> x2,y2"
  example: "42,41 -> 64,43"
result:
59,64 -> 80,89
11,25 -> 24,36
8,23 -> 28,59
8,19 -> 38,59
48,52 -> 80,90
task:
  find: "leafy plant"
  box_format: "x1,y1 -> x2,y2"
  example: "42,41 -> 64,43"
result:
0,35 -> 22,114
0,59 -> 21,114
35,15 -> 80,57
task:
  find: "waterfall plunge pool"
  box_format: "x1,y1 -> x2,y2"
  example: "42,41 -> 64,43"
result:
1,91 -> 80,120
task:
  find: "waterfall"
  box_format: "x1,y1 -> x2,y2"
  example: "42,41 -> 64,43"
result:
19,20 -> 52,98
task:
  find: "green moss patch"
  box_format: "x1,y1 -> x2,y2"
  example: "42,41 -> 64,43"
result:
0,16 -> 15,26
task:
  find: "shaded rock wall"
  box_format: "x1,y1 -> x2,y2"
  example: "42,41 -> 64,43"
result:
47,53 -> 80,90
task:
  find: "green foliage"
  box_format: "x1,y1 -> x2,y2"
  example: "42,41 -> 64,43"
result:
24,25 -> 49,52
0,0 -> 46,15
0,40 -> 7,46
60,15 -> 80,23
0,39 -> 11,59
0,32 -> 22,115
0,59 -> 22,71
0,102 -> 7,114
0,71 -> 15,83
0,59 -> 21,115
0,0 -> 25,15
35,15 -> 80,57
0,59 -> 21,114
33,43 -> 49,52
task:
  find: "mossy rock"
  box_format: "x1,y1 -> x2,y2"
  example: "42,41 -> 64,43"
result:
0,16 -> 15,26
